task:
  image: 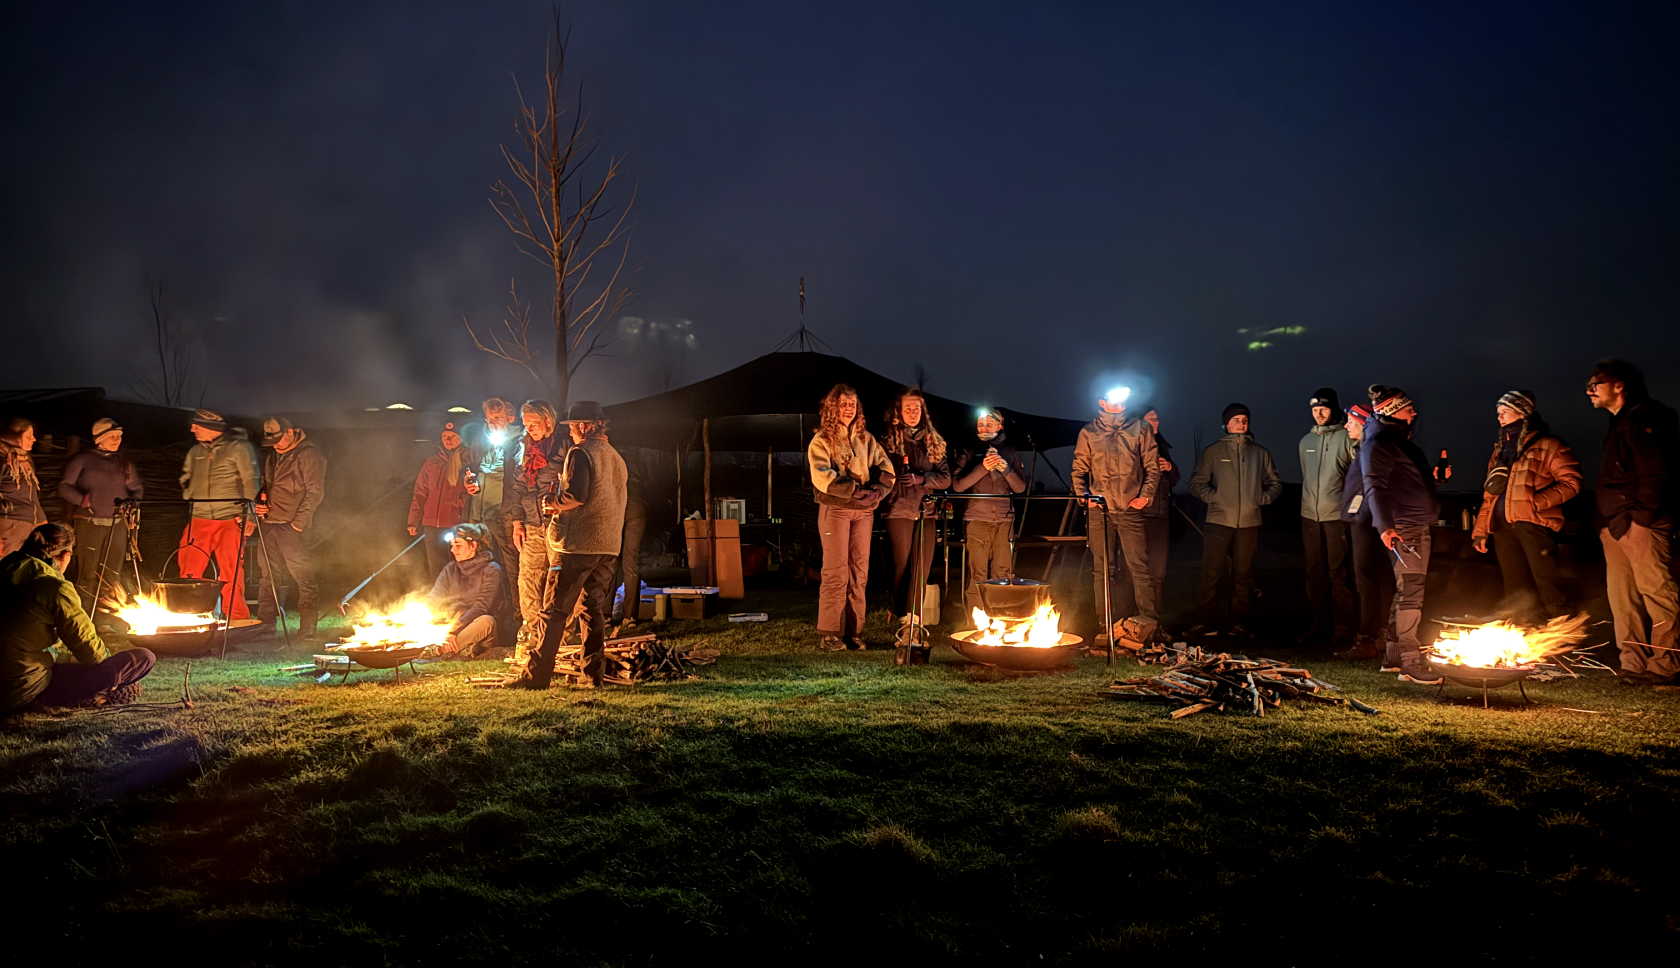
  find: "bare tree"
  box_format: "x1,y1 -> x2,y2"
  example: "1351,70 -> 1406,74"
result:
131,273 -> 206,407
465,8 -> 634,407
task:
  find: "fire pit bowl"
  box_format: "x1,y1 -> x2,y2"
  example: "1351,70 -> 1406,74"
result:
127,623 -> 221,657
1428,659 -> 1540,706
337,645 -> 427,669
149,579 -> 226,615
948,629 -> 1083,670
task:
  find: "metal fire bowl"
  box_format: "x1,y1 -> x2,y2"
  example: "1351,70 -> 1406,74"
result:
127,624 -> 221,657
150,578 -> 226,615
338,645 -> 427,669
1430,661 -> 1537,688
948,630 -> 1083,670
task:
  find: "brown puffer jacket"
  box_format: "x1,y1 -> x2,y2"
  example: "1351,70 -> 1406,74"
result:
1472,431 -> 1583,539
262,438 -> 326,531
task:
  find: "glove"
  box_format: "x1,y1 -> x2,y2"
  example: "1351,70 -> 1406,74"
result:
852,485 -> 883,511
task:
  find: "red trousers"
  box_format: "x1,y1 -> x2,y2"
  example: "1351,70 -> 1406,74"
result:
178,518 -> 250,619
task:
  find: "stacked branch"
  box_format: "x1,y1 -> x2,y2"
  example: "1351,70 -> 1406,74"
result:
1105,652 -> 1380,719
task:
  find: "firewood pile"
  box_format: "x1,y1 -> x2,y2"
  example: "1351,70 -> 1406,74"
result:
1104,650 -> 1380,719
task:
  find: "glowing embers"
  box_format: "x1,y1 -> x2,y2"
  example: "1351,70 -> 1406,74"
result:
1428,614 -> 1588,670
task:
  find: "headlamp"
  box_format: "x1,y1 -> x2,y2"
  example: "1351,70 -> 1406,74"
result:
442,531 -> 455,543
1105,387 -> 1131,406
488,429 -> 506,446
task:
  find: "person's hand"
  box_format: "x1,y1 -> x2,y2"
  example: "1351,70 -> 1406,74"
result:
540,495 -> 559,515
1127,496 -> 1150,510
243,519 -> 257,537
1472,536 -> 1488,554
909,473 -> 923,485
1158,458 -> 1173,472
465,480 -> 480,495
512,522 -> 526,550
408,526 -> 418,537
983,455 -> 1007,473
254,501 -> 269,518
1381,528 -> 1400,550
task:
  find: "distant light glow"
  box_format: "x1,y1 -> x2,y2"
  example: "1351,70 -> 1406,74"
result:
385,402 -> 413,410
447,406 -> 471,413
1105,387 -> 1131,405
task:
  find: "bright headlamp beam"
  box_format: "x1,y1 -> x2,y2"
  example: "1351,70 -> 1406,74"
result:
1105,387 -> 1131,405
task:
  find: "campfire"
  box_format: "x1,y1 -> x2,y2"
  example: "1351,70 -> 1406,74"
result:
969,603 -> 1064,648
109,588 -> 222,657
114,593 -> 215,636
337,598 -> 452,651
1428,614 -> 1588,670
949,580 -> 1082,669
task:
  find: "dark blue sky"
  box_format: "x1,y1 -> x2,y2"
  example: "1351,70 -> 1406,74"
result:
3,1 -> 1675,475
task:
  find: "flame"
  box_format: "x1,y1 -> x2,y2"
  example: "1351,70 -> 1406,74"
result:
113,593 -> 214,636
970,602 -> 1063,648
340,598 -> 452,651
1429,614 -> 1588,669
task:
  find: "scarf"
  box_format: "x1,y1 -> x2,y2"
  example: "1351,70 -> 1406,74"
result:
0,439 -> 37,489
520,435 -> 549,488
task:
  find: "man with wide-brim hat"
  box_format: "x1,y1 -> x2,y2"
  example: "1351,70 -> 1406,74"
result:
498,400 -> 627,690
177,409 -> 261,627
255,416 -> 327,637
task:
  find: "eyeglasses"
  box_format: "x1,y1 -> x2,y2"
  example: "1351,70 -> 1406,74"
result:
1585,382 -> 1603,392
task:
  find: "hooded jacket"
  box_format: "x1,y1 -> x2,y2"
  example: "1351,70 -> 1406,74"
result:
1472,425 -> 1582,539
1596,398 -> 1678,538
0,440 -> 45,528
807,426 -> 895,509
1360,416 -> 1439,533
881,425 -> 952,520
1341,439 -> 1372,527
1189,433 -> 1282,529
1071,412 -> 1160,507
504,432 -> 566,526
428,547 -> 507,634
58,448 -> 144,521
0,548 -> 107,710
952,433 -> 1027,522
408,446 -> 470,531
1144,432 -> 1181,520
1299,421 -> 1355,522
180,428 -> 260,521
262,438 -> 326,531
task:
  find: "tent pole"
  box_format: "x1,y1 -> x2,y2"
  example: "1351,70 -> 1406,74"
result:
703,418 -> 715,587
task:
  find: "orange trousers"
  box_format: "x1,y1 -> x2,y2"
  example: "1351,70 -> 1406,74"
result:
177,518 -> 250,619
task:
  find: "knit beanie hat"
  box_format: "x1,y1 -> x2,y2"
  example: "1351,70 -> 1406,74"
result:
1372,386 -> 1413,417
440,420 -> 461,442
1345,403 -> 1373,425
1496,390 -> 1535,418
1221,402 -> 1251,427
1309,387 -> 1341,413
91,417 -> 122,443
190,409 -> 228,432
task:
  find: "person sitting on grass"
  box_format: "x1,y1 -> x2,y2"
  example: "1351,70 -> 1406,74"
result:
426,523 -> 507,660
1,523 -> 155,711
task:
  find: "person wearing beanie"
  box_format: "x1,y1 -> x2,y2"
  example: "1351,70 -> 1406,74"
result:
1586,359 -> 1680,683
953,407 -> 1028,619
1187,404 -> 1281,637
1333,404 -> 1393,660
177,409 -> 261,626
0,418 -> 46,557
408,421 -> 472,579
1359,386 -> 1440,682
1071,388 -> 1162,642
255,417 -> 327,637
1469,391 -> 1581,627
56,417 -> 144,611
1298,388 -> 1356,645
424,523 -> 512,660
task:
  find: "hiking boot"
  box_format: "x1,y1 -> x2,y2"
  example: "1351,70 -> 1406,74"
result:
299,608 -> 319,638
1334,635 -> 1382,661
1399,654 -> 1442,683
818,635 -> 847,652
847,636 -> 869,651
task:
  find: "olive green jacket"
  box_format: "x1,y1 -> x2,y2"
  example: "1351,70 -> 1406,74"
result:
0,549 -> 107,709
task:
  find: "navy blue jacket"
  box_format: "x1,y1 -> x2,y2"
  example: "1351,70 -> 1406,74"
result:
1360,417 -> 1439,533
428,549 -> 505,634
1340,443 -> 1372,527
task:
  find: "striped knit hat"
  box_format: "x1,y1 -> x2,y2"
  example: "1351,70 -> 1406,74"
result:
190,409 -> 227,432
1371,386 -> 1413,417
1496,390 -> 1535,418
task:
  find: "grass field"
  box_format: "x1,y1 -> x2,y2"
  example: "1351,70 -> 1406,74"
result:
4,588 -> 1678,964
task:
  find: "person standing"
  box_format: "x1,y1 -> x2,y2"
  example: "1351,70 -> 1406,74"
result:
464,398 -> 520,605
508,402 -> 627,689
178,410 -> 260,626
881,388 -> 951,652
1071,389 -> 1161,641
1586,360 -> 1680,684
1469,391 -> 1582,626
57,419 -> 144,611
407,421 -> 470,579
808,384 -> 895,651
1298,388 -> 1356,645
2,524 -> 155,710
505,400 -> 565,654
1188,403 -> 1282,637
255,417 -> 326,637
1131,406 -> 1180,618
1333,404 -> 1394,662
1361,386 -> 1441,683
0,418 -> 46,556
610,445 -> 648,628
952,408 -> 1026,618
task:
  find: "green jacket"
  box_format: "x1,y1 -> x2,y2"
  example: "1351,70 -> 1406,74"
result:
180,428 -> 260,520
1298,423 -> 1355,522
0,549 -> 107,710
1189,433 -> 1282,529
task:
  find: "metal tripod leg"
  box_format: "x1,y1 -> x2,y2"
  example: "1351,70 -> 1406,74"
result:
252,518 -> 293,650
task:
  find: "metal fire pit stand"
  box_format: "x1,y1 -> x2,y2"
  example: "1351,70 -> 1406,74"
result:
1431,664 -> 1538,708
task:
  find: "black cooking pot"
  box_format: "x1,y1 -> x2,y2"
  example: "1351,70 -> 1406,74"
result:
975,579 -> 1052,620
150,578 -> 225,615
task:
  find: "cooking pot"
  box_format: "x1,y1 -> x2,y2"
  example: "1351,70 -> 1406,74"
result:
150,578 -> 225,615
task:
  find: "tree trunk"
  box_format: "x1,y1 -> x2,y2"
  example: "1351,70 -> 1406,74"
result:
554,262 -> 569,407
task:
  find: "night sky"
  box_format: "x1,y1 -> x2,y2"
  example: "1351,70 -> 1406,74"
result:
4,1 -> 1676,479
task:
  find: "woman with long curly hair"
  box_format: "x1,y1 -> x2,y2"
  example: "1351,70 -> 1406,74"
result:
881,388 -> 950,656
0,417 -> 45,555
806,384 -> 894,651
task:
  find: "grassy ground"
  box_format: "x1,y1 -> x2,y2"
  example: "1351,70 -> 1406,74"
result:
3,588 -> 1678,965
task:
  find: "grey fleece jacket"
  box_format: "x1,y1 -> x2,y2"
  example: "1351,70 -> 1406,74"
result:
1298,423 -> 1354,523
1189,433 -> 1282,529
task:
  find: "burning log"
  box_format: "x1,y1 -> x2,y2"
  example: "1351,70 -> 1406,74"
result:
1104,648 -> 1379,718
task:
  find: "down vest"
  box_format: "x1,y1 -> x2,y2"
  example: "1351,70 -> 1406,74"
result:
1472,431 -> 1582,539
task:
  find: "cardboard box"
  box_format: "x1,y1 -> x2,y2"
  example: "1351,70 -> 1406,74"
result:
683,519 -> 745,599
671,593 -> 712,620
